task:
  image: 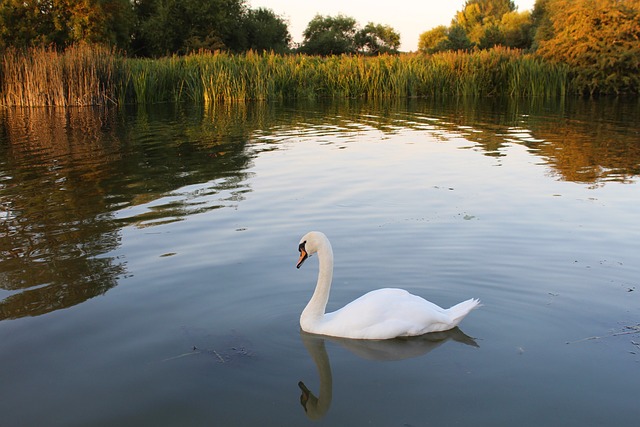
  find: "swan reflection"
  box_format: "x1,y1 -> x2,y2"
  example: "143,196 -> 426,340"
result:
298,328 -> 478,420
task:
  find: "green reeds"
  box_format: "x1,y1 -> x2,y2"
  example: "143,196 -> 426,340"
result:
0,44 -> 572,107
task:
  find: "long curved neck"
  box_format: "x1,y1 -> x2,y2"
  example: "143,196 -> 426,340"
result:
300,332 -> 332,420
301,237 -> 333,324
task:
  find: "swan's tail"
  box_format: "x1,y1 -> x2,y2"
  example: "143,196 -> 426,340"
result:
446,298 -> 481,327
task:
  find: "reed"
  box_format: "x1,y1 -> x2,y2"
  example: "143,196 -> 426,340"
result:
1,44 -> 573,107
0,44 -> 118,107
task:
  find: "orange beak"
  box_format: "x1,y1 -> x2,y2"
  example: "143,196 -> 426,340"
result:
297,249 -> 308,269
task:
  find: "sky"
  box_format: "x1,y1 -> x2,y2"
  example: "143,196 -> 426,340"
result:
248,0 -> 536,52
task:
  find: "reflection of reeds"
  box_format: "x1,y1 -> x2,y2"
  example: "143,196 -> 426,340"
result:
1,45 -> 571,107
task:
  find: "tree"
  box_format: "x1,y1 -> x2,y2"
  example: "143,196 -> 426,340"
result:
500,10 -> 532,49
300,14 -> 358,55
418,0 -> 530,53
0,0 -> 134,50
446,25 -> 474,51
536,0 -> 640,94
477,23 -> 505,49
455,0 -> 516,29
454,0 -> 516,47
241,7 -> 291,53
418,26 -> 449,54
530,0 -> 553,50
0,0 -> 55,48
132,0 -> 247,56
418,24 -> 472,54
0,0 -> 291,56
355,23 -> 400,54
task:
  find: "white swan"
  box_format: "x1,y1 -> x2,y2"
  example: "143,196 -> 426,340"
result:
296,231 -> 480,340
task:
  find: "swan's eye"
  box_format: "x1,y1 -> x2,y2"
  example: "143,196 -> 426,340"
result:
298,241 -> 306,253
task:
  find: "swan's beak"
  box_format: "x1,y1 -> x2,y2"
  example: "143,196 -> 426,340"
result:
298,381 -> 310,411
297,249 -> 308,269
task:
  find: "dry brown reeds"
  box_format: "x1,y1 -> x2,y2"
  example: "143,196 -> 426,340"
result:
1,44 -> 118,107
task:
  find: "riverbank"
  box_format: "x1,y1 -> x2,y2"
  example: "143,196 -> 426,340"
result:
0,44 -> 607,107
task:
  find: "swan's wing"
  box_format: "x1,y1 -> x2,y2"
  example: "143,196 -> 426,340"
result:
323,289 -> 453,339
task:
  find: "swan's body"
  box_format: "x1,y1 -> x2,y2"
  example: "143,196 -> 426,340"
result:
297,231 -> 480,340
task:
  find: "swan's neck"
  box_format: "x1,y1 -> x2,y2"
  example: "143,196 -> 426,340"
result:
301,239 -> 333,327
300,332 -> 332,420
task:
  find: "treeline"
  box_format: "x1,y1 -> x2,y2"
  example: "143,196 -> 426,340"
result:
419,0 -> 640,95
0,0 -> 638,101
0,0 -> 291,56
0,0 -> 399,56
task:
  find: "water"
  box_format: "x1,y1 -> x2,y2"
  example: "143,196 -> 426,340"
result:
1,98 -> 639,426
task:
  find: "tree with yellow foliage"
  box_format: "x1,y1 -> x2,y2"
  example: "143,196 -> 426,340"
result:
418,0 -> 531,53
536,0 -> 640,94
454,0 -> 521,48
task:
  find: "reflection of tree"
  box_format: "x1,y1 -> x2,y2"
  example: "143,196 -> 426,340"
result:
0,255 -> 123,319
110,104 -> 257,227
522,100 -> 640,185
0,104 -> 256,320
0,108 -> 125,320
253,98 -> 640,185
401,97 -> 640,184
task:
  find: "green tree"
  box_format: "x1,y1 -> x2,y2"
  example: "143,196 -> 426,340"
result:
477,23 -> 505,49
530,0 -> 553,50
300,14 -> 358,55
0,0 -> 55,48
536,0 -> 640,94
0,0 -> 133,50
132,0 -> 246,56
446,25 -> 474,51
418,24 -> 473,53
500,10 -> 532,49
355,23 -> 401,54
241,7 -> 291,53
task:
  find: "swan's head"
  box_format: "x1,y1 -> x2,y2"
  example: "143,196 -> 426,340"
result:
296,231 -> 327,269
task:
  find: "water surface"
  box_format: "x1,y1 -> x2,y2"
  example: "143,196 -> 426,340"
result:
1,98 -> 639,426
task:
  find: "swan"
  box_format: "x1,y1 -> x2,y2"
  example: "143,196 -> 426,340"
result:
296,231 -> 480,340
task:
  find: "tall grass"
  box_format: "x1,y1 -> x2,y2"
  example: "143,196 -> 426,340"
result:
1,44 -> 571,107
1,44 -> 118,107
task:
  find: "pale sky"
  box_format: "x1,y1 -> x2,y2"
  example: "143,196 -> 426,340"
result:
248,0 -> 536,52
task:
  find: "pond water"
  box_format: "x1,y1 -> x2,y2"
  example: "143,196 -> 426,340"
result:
1,98 -> 639,426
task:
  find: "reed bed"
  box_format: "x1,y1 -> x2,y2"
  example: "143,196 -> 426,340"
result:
1,44 -> 119,107
1,45 -> 571,107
